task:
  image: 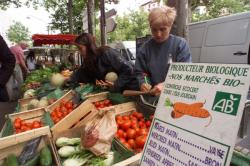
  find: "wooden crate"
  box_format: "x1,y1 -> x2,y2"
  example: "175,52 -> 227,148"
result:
46,90 -> 75,112
1,108 -> 47,137
49,99 -> 96,135
0,127 -> 60,166
85,91 -> 109,103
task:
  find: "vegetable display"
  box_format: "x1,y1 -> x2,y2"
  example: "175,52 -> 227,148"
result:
93,99 -> 113,109
115,111 -> 153,153
14,118 -> 43,134
50,100 -> 74,124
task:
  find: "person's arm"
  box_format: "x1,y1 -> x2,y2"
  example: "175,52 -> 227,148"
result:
0,36 -> 16,86
103,48 -> 134,92
135,47 -> 152,91
176,38 -> 192,62
18,51 -> 29,73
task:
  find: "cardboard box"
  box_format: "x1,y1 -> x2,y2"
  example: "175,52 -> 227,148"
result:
0,127 -> 59,166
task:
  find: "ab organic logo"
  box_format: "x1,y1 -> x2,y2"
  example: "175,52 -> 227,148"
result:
212,92 -> 241,116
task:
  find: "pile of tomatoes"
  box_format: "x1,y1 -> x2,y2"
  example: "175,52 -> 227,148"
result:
115,111 -> 153,153
93,99 -> 113,109
14,117 -> 43,134
50,100 -> 73,124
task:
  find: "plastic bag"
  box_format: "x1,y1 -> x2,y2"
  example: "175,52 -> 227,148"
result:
81,108 -> 117,156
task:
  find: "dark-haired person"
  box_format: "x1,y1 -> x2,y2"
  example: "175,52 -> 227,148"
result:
0,35 -> 16,101
72,33 -> 138,92
26,50 -> 37,71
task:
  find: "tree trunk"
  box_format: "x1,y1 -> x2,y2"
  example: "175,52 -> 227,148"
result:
87,0 -> 95,35
167,0 -> 188,40
100,0 -> 107,45
68,0 -> 73,34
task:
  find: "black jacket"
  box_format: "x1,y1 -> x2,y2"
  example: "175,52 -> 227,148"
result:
0,35 -> 16,101
72,47 -> 138,92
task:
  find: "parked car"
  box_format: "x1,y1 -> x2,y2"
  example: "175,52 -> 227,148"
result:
109,41 -> 136,64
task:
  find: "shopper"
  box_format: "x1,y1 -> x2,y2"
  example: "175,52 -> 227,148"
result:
72,33 -> 138,92
135,6 -> 192,96
26,50 -> 37,71
0,35 -> 16,101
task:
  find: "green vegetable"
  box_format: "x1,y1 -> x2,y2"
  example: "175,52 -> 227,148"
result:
62,153 -> 93,166
1,117 -> 14,137
56,137 -> 81,147
88,152 -> 114,166
5,154 -> 18,166
40,146 -> 52,166
20,153 -> 40,166
58,145 -> 81,158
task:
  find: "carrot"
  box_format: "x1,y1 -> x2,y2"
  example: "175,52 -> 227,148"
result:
171,111 -> 184,119
172,101 -> 212,127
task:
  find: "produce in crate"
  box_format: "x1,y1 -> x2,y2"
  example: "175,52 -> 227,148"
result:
115,111 -> 153,153
55,136 -> 114,166
50,100 -> 74,124
50,73 -> 65,87
13,117 -> 43,134
93,99 -> 113,109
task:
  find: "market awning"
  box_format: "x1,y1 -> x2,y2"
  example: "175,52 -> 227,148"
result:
32,34 -> 77,46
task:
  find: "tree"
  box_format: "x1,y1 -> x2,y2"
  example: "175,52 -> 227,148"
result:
6,21 -> 30,44
104,9 -> 150,43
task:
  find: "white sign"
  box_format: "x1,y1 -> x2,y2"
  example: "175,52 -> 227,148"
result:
140,63 -> 250,166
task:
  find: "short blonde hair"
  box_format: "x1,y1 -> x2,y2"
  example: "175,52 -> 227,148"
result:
149,6 -> 176,27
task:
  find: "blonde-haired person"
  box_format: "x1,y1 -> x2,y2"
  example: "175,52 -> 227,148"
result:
135,6 -> 192,96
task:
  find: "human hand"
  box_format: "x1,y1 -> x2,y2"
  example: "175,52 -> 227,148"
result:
140,83 -> 152,92
96,80 -> 114,89
150,82 -> 164,96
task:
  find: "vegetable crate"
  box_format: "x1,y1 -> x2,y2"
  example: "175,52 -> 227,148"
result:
0,126 -> 59,166
18,96 -> 37,112
46,90 -> 96,135
74,101 -> 137,128
113,101 -> 155,165
0,108 -> 48,137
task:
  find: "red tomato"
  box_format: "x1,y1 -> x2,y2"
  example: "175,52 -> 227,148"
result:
117,129 -> 124,138
137,128 -> 148,136
26,122 -> 32,128
56,111 -> 63,119
20,120 -> 26,126
108,103 -> 113,107
131,123 -> 138,129
119,137 -> 126,144
61,106 -> 68,113
60,100 -> 66,107
123,132 -> 127,139
122,116 -> 130,121
145,120 -> 151,128
65,102 -> 73,109
103,99 -> 111,106
136,112 -> 144,119
14,117 -> 21,123
14,121 -> 21,129
99,104 -> 105,108
150,115 -> 154,121
121,120 -> 131,131
138,121 -> 146,128
50,111 -> 56,117
116,115 -> 123,121
127,139 -> 136,149
15,129 -> 22,134
94,101 -> 100,107
54,107 -> 61,112
116,119 -> 124,128
123,142 -> 131,149
127,128 -> 136,139
135,135 -> 147,148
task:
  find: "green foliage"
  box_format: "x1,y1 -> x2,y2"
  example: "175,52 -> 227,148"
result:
98,9 -> 150,43
0,0 -> 22,10
6,21 -> 30,44
191,0 -> 250,22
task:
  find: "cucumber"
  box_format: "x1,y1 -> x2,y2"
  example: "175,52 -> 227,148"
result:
20,153 -> 40,166
5,154 -> 18,166
40,146 -> 52,166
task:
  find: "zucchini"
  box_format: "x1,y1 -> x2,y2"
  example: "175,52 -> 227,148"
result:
5,154 -> 18,166
40,146 -> 52,166
20,153 -> 40,166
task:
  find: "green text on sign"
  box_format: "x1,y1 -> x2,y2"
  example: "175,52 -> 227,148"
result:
212,91 -> 241,116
